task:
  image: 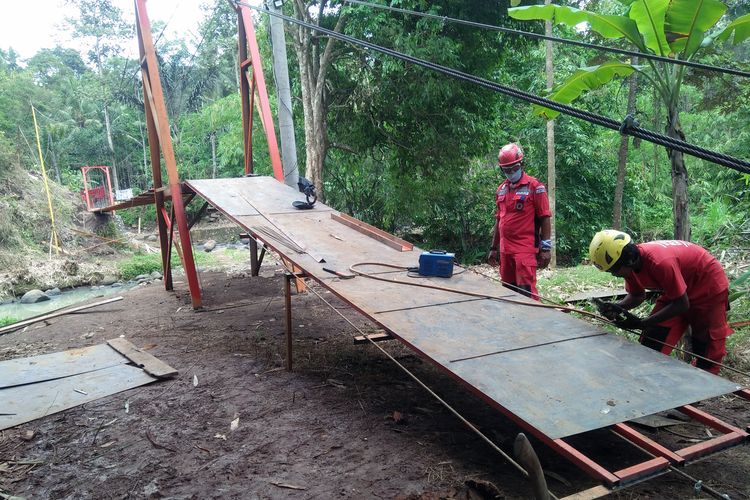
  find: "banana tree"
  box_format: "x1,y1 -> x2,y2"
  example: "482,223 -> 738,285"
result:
509,0 -> 750,240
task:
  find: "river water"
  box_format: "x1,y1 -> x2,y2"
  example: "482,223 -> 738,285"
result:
0,283 -> 138,322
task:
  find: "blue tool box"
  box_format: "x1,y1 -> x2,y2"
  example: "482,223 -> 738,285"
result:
418,250 -> 455,278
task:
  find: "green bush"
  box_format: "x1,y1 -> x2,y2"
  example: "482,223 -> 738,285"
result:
0,316 -> 17,327
117,250 -> 214,280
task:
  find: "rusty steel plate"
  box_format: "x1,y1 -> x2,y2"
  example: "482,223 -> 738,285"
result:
186,176 -> 743,440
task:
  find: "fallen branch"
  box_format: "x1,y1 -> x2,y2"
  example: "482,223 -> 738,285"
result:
0,296 -> 124,335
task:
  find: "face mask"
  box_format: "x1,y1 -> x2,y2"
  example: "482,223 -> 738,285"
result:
504,167 -> 522,183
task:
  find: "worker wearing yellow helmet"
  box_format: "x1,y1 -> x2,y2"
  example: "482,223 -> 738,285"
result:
589,230 -> 732,374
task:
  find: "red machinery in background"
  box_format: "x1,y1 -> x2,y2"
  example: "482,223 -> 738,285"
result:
80,165 -> 115,211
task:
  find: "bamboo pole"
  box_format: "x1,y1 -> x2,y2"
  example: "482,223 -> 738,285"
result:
31,105 -> 60,255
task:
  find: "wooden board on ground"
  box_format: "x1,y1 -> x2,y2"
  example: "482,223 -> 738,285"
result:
108,338 -> 178,378
0,340 -> 176,431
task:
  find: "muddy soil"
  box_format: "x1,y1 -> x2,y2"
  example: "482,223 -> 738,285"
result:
1,259 -> 749,499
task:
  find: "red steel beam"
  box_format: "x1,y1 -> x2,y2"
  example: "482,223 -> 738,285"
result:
235,3 -> 284,182
679,404 -> 747,435
135,0 -> 201,308
614,456 -> 670,483
550,438 -> 621,486
612,423 -> 684,464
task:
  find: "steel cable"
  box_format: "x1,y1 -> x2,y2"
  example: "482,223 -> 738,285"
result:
343,0 -> 750,79
235,1 -> 750,174
281,264 -> 560,499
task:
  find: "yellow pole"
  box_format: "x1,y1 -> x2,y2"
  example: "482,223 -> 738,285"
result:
31,105 -> 60,255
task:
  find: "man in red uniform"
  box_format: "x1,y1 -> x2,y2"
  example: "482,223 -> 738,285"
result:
589,230 -> 732,374
487,143 -> 552,299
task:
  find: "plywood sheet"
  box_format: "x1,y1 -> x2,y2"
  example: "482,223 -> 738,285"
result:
0,344 -> 127,389
1,364 -> 155,430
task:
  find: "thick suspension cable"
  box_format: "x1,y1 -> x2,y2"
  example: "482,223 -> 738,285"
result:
236,1 -> 750,174
344,0 -> 750,79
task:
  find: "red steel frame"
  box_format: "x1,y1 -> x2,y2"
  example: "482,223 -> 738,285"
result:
81,166 -> 115,211
236,3 -> 285,180
132,1 -> 285,309
133,0 -> 750,490
135,0 -> 201,308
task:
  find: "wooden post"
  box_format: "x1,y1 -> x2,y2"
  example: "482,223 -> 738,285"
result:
284,272 -> 293,371
514,433 -> 550,500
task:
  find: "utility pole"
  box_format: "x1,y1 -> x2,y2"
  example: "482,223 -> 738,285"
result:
267,0 -> 299,188
544,0 -> 556,270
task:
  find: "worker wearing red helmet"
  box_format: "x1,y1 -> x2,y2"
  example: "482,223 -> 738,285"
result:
487,143 -> 551,299
589,230 -> 732,374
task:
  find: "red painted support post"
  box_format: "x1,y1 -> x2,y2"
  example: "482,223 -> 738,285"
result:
235,3 -> 285,182
135,0 -> 201,308
82,167 -> 92,211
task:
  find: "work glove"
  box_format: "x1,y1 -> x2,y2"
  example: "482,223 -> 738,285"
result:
594,300 -> 620,320
613,315 -> 643,329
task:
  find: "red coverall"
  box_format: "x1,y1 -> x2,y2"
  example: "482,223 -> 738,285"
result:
495,172 -> 551,298
625,241 -> 732,374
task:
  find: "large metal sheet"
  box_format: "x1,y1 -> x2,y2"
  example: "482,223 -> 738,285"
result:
188,177 -> 329,216
375,298 -> 603,363
0,364 -> 155,430
0,344 -> 128,389
453,335 -> 742,439
186,176 -> 744,439
187,178 -> 262,216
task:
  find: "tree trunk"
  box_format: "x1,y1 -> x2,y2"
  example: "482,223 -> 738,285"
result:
544,6 -> 556,269
666,106 -> 690,241
291,0 -> 345,202
95,37 -> 119,191
210,131 -> 217,179
613,59 -> 638,230
48,131 -> 62,184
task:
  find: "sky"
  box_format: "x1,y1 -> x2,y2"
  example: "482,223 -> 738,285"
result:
0,0 -> 213,61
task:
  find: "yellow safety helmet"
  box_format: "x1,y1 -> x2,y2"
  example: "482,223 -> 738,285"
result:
589,230 -> 632,271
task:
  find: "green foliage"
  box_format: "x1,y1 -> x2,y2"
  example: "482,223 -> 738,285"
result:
0,316 -> 17,327
729,269 -> 750,303
537,264 -> 621,302
117,253 -> 170,280
533,61 -> 639,119
117,251 -> 213,281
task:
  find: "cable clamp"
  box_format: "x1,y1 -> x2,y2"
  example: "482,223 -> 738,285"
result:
619,113 -> 639,135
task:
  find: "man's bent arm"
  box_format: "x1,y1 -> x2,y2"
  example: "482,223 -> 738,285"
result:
617,292 -> 646,311
642,293 -> 690,327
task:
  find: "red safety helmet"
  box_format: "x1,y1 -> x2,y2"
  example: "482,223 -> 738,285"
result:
498,143 -> 524,167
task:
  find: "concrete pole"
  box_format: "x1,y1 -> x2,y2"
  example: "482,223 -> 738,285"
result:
267,0 -> 299,188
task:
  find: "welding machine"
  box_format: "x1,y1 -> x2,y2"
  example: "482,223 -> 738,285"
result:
418,250 -> 455,278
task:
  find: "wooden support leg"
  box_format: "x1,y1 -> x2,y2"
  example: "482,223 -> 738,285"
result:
284,272 -> 293,371
249,238 -> 259,276
514,433 -> 550,500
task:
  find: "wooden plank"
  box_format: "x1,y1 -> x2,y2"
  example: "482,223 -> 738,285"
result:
0,363 -> 155,431
0,296 -> 124,336
353,331 -> 392,344
560,485 -> 612,500
107,338 -> 178,378
564,289 -> 627,303
331,212 -> 413,252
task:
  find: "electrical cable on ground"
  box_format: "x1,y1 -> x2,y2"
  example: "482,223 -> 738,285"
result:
281,264 -> 560,500
235,1 -> 750,175
343,0 -> 750,79
348,262 -> 750,378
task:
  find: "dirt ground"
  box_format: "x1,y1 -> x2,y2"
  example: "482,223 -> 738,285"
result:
1,257 -> 749,499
